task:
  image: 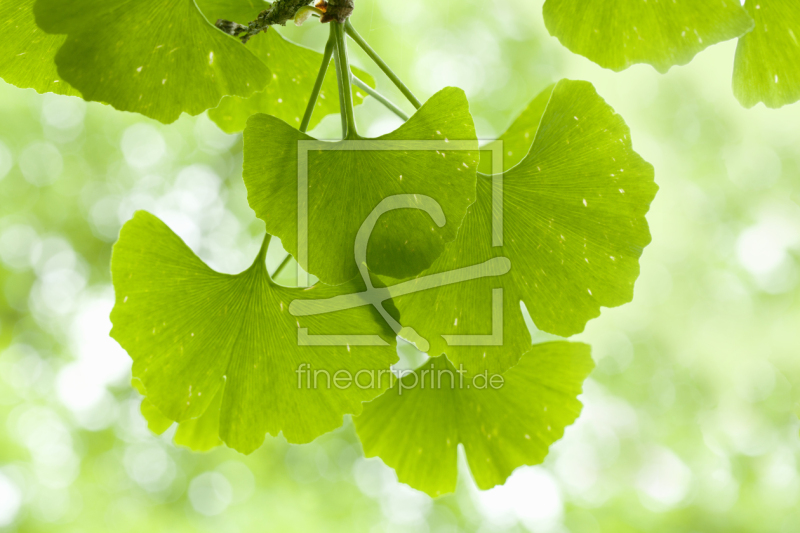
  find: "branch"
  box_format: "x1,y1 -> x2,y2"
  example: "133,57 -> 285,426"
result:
216,0 -> 315,43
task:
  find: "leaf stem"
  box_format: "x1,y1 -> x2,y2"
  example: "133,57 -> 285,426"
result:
256,233 -> 271,266
272,254 -> 293,279
300,30 -> 336,133
333,22 -> 360,139
331,25 -> 348,138
352,77 -> 410,122
345,21 -> 422,110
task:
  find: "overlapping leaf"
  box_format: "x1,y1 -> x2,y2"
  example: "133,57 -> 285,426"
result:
355,342 -> 594,497
733,0 -> 800,109
543,0 -> 753,73
382,80 -> 657,375
111,211 -> 398,454
476,84 -> 554,175
32,0 -> 272,123
243,87 -> 479,285
0,1 -> 79,96
196,0 -> 375,134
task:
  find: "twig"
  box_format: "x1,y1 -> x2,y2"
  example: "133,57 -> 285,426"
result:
216,0 -> 314,43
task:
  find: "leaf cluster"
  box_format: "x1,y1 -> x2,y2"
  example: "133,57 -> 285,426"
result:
544,0 -> 800,109
0,0 -> 663,497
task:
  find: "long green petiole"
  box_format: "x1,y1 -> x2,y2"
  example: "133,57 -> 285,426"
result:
299,30 -> 336,133
352,77 -> 410,122
333,22 -> 359,139
272,253 -> 293,279
257,233 -> 271,265
345,21 -> 422,110
331,25 -> 348,137
260,236 -> 293,281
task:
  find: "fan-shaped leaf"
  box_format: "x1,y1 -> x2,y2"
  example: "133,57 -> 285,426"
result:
543,0 -> 753,73
243,87 -> 479,285
355,342 -> 593,497
733,0 -> 800,109
111,211 -> 398,454
33,0 -> 272,123
382,80 -> 657,375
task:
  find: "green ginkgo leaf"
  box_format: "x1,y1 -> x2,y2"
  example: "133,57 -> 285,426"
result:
33,0 -> 272,123
243,87 -> 479,285
355,342 -> 594,497
111,211 -> 398,454
0,0 -> 78,96
733,0 -> 800,109
381,80 -> 657,375
543,0 -> 754,73
195,0 -> 375,134
134,377 -> 224,452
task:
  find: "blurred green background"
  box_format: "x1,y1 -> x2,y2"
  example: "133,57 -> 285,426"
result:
2,0 -> 800,531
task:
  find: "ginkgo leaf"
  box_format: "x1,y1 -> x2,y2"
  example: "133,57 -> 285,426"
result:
243,87 -> 479,285
0,0 -> 79,96
110,211 -> 398,454
195,0 -> 375,134
33,0 -> 272,124
134,377 -> 223,452
355,342 -> 594,497
380,80 -> 657,375
543,0 -> 754,73
733,0 -> 800,109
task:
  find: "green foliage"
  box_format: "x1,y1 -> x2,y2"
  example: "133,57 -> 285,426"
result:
544,0 -> 800,109
355,342 -> 594,497
33,0 -> 272,123
733,0 -> 800,108
0,0 -> 79,96
111,211 -> 398,454
197,0 -> 375,133
208,30 -> 375,133
542,0 -> 753,73
0,0 -> 665,497
242,87 -> 480,284
384,80 -> 657,374
4,0 -> 800,527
